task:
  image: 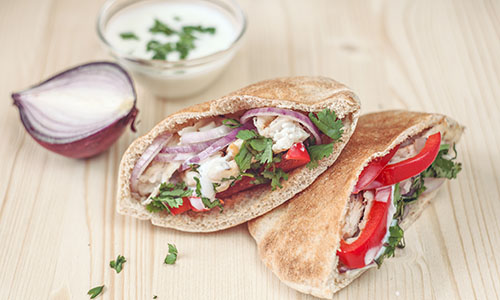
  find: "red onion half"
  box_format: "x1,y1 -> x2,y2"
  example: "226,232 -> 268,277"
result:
12,62 -> 138,158
240,108 -> 322,144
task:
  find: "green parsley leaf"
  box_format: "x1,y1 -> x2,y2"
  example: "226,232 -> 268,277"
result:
222,118 -> 242,128
236,130 -> 257,140
308,109 -> 344,141
146,182 -> 193,213
182,25 -> 216,35
374,223 -> 405,268
234,143 -> 253,171
189,164 -> 200,172
221,173 -> 254,186
254,139 -> 273,164
150,19 -> 176,35
120,32 -> 139,40
146,40 -> 174,60
109,255 -> 126,274
422,143 -> 462,179
193,177 -> 203,197
88,285 -> 104,299
193,177 -> 224,211
164,243 -> 178,264
176,31 -> 196,59
201,197 -> 224,211
146,200 -> 165,213
306,143 -> 333,169
262,168 -> 289,190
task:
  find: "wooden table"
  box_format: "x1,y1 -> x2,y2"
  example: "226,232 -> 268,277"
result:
1,0 -> 499,299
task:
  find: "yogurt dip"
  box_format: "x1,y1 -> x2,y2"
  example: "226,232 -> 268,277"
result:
98,0 -> 246,98
105,0 -> 238,61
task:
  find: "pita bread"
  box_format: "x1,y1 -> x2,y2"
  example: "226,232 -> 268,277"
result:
117,76 -> 361,232
248,110 -> 464,298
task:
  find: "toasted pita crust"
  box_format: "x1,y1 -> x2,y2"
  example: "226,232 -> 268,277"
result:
117,76 -> 361,232
247,110 -> 464,298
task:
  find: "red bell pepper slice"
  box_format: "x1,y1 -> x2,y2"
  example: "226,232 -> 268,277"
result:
337,186 -> 392,269
353,146 -> 400,193
277,142 -> 311,171
364,132 -> 441,190
168,198 -> 192,215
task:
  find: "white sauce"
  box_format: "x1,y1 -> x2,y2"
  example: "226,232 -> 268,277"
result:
364,185 -> 397,265
105,0 -> 237,61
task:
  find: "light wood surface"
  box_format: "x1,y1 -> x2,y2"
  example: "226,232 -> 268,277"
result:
1,0 -> 499,299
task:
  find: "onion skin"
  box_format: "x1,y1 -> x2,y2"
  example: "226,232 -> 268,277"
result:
12,62 -> 138,159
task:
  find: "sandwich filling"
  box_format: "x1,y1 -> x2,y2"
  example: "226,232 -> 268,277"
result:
130,107 -> 344,216
337,127 -> 462,271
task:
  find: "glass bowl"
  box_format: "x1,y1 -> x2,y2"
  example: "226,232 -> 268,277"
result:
97,0 -> 246,99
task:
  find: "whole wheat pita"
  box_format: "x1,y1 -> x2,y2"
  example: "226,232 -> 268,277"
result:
248,110 -> 463,298
117,76 -> 361,232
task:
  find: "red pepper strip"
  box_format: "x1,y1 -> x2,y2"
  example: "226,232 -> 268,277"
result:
168,197 -> 192,215
353,146 -> 400,194
217,142 -> 311,198
364,132 -> 441,190
276,142 -> 311,172
337,186 -> 392,269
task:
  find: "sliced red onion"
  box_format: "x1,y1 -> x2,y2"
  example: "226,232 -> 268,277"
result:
179,124 -> 232,144
180,122 -> 254,170
162,140 -> 214,153
422,178 -> 446,195
130,134 -> 172,193
12,62 -> 137,158
240,107 -> 322,144
155,153 -> 194,162
189,197 -> 209,212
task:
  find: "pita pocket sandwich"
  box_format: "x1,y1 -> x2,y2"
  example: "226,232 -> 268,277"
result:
248,110 -> 464,298
117,76 -> 360,232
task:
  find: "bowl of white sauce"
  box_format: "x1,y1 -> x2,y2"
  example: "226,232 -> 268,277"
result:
97,0 -> 246,98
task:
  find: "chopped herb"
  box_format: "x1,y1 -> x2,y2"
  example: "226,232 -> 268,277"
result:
234,143 -> 253,171
146,182 -> 193,214
306,143 -> 334,169
120,32 -> 139,40
174,15 -> 181,21
308,109 -> 344,141
222,118 -> 242,128
236,130 -> 257,140
262,168 -> 288,190
153,296 -> 158,299
147,40 -> 174,60
182,25 -> 216,35
193,177 -> 224,211
374,223 -> 405,267
201,197 -> 224,211
109,255 -> 126,274
146,19 -> 217,60
164,243 -> 178,264
176,31 -> 196,59
400,175 -> 426,204
88,285 -> 104,299
221,173 -> 254,186
213,182 -> 221,190
150,19 -> 176,35
232,129 -> 290,189
422,143 -> 462,179
189,164 -> 200,172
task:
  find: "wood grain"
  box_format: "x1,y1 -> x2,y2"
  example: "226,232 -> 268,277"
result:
1,0 -> 499,299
